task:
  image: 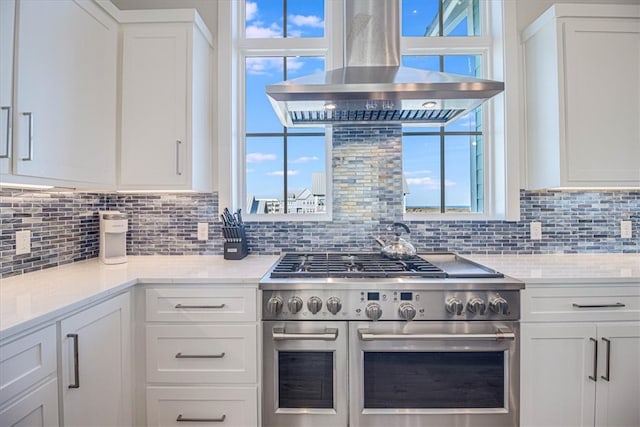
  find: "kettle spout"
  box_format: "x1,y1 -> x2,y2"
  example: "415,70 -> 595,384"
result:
374,237 -> 385,247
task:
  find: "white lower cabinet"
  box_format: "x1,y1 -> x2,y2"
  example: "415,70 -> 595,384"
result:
60,292 -> 132,427
0,378 -> 59,427
142,286 -> 260,426
0,324 -> 58,427
520,284 -> 640,427
146,387 -> 258,427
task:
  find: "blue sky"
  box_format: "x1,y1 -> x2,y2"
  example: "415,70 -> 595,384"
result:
244,0 -> 482,209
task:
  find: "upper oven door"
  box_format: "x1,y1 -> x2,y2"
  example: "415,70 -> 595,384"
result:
263,321 -> 348,427
349,321 -> 520,427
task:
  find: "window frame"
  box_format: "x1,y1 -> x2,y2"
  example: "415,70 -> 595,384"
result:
400,0 -> 500,220
232,0 -> 341,221
216,0 -> 521,222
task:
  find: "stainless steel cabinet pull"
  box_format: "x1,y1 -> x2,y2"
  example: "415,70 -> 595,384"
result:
67,333 -> 80,389
601,338 -> 611,382
176,140 -> 182,175
174,304 -> 225,309
176,414 -> 226,423
1,106 -> 10,158
589,337 -> 598,382
358,329 -> 515,342
21,112 -> 33,161
272,327 -> 339,341
175,352 -> 225,359
572,303 -> 625,309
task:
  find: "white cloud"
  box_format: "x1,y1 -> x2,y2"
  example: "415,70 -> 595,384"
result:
247,152 -> 277,163
246,22 -> 282,38
245,56 -> 305,75
404,169 -> 433,176
268,170 -> 299,176
289,156 -> 319,164
406,176 -> 456,189
245,2 -> 258,21
288,14 -> 324,28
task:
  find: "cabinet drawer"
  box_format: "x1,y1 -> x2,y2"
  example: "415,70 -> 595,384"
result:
146,324 -> 257,384
522,285 -> 640,322
0,325 -> 56,406
146,386 -> 257,427
145,287 -> 257,322
0,378 -> 59,427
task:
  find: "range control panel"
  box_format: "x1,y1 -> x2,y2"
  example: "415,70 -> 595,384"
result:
261,290 -> 521,321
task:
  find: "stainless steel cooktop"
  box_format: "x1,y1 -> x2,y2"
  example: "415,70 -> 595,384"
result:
259,252 -> 524,321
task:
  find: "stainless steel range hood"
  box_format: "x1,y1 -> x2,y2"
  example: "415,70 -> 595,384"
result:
265,0 -> 504,127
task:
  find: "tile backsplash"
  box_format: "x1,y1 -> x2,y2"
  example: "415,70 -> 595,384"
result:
1,125 -> 638,277
2,188 -> 638,278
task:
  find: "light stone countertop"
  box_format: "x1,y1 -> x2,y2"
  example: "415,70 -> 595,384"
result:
467,253 -> 640,284
2,253 -> 640,339
0,255 -> 279,338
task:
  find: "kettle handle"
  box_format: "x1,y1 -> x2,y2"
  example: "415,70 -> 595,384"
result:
392,222 -> 410,235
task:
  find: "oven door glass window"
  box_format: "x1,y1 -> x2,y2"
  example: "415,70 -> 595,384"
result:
363,351 -> 505,409
279,351 -> 334,409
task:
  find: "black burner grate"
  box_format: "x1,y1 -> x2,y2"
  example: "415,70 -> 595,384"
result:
270,253 -> 447,279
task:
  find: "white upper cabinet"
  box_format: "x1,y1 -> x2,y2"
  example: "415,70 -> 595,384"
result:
3,0 -> 118,189
118,11 -> 213,191
0,0 -> 15,175
523,4 -> 640,189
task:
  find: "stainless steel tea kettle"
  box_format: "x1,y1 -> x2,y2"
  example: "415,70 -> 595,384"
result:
374,222 -> 416,260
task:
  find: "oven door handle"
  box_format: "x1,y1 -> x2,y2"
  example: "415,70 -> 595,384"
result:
357,329 -> 515,342
272,327 -> 339,341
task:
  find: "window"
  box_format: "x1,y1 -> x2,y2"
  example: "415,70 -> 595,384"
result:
241,1 -> 331,217
219,0 -> 518,221
401,0 -> 498,217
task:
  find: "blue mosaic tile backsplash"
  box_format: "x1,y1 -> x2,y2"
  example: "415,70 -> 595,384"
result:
1,126 -> 639,277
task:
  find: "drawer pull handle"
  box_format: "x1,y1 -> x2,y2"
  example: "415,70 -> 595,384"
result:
174,304 -> 225,309
67,333 -> 80,389
589,337 -> 598,382
176,414 -> 226,423
601,337 -> 611,382
572,303 -> 625,309
21,112 -> 33,161
175,352 -> 226,359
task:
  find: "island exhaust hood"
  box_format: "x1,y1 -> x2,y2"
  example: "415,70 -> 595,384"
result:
266,0 -> 504,127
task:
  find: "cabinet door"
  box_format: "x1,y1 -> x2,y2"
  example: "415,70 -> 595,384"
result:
60,293 -> 132,427
562,18 -> 640,185
521,323 -> 597,427
0,378 -> 59,427
120,26 -> 188,188
0,0 -> 14,174
595,322 -> 640,427
13,0 -> 117,186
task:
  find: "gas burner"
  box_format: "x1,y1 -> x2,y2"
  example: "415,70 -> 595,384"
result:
270,252 -> 448,279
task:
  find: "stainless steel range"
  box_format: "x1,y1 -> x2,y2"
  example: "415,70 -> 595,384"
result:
260,252 -> 524,427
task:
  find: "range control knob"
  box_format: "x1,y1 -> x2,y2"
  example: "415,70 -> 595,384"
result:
398,303 -> 417,321
467,297 -> 487,315
326,297 -> 342,315
445,297 -> 464,316
365,303 -> 383,321
307,296 -> 323,314
287,296 -> 303,314
266,296 -> 283,315
489,296 -> 509,315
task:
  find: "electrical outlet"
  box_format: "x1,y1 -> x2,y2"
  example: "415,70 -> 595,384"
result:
16,230 -> 31,255
530,222 -> 542,240
197,222 -> 208,241
621,221 -> 632,239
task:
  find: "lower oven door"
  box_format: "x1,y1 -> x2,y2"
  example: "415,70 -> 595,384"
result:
349,321 -> 519,427
263,321 -> 348,427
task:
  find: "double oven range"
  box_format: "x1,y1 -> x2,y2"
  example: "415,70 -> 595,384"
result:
260,252 -> 524,427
